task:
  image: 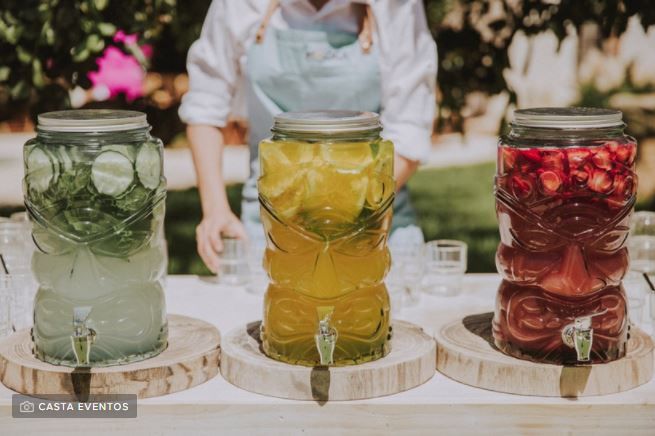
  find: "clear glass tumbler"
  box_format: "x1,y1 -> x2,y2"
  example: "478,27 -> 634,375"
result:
422,240 -> 467,297
629,211 -> 655,274
0,275 -> 14,337
218,237 -> 250,286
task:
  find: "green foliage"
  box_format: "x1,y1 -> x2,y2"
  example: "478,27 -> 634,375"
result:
425,0 -> 655,130
0,0 -> 175,118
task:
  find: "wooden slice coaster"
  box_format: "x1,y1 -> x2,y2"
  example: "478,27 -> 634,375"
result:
435,312 -> 654,397
220,320 -> 435,401
0,314 -> 220,400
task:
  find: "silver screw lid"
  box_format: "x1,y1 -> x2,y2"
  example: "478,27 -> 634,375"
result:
513,107 -> 624,129
37,109 -> 148,132
273,110 -> 381,134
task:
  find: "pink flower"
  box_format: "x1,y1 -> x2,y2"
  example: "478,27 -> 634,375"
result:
113,30 -> 138,46
87,46 -> 144,102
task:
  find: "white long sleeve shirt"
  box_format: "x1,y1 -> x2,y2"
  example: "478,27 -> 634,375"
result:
179,0 -> 437,162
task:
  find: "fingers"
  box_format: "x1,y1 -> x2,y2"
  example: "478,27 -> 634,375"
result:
209,228 -> 224,255
227,217 -> 249,241
196,214 -> 249,274
196,224 -> 220,273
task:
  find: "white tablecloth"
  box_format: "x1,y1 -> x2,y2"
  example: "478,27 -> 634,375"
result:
1,274 -> 654,435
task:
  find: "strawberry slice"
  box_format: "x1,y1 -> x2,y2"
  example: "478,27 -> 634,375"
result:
613,174 -> 635,200
511,174 -> 535,199
501,147 -> 517,173
605,140 -> 620,153
542,150 -> 565,172
592,149 -> 613,170
520,149 -> 542,164
567,148 -> 591,169
571,169 -> 589,184
587,169 -> 613,193
615,143 -> 637,166
539,170 -> 562,194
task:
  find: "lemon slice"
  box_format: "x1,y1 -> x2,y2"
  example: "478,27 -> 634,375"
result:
320,141 -> 373,170
304,166 -> 368,223
259,169 -> 307,219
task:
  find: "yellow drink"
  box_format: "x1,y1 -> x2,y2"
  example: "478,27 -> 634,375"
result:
258,113 -> 394,366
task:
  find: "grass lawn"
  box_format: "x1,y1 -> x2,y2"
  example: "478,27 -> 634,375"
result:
3,161 -> 654,275
408,162 -> 498,272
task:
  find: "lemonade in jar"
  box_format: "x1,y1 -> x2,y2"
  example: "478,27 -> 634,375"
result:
258,111 -> 394,366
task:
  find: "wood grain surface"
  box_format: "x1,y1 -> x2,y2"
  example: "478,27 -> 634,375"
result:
0,314 -> 221,400
220,320 -> 435,401
435,312 -> 654,397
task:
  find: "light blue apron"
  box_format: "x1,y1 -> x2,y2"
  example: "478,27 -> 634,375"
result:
241,25 -> 416,244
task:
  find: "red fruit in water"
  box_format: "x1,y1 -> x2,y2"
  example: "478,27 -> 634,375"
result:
615,143 -> 636,165
587,170 -> 613,193
572,169 -> 589,184
521,149 -> 542,164
567,148 -> 591,169
511,175 -> 534,199
501,147 -> 517,173
605,140 -> 620,153
539,171 -> 562,194
613,174 -> 635,199
542,150 -> 565,171
592,149 -> 612,170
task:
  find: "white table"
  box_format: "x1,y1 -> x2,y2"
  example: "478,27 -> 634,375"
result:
1,274 -> 654,435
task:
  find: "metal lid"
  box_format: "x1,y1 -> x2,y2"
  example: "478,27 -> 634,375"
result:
273,110 -> 381,134
37,109 -> 148,132
513,107 -> 624,129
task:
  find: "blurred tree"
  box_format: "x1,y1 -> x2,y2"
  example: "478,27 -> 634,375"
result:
425,0 -> 655,131
0,0 -> 175,121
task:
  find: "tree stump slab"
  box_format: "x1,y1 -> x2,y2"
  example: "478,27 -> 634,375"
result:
220,320 -> 435,401
435,312 -> 654,397
0,314 -> 220,399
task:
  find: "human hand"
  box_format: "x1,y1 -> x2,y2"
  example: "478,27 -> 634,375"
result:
196,210 -> 248,273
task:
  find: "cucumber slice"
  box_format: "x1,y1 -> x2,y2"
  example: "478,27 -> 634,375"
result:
57,146 -> 74,172
135,143 -> 161,190
91,151 -> 134,197
105,144 -> 137,162
43,148 -> 61,184
26,147 -> 54,193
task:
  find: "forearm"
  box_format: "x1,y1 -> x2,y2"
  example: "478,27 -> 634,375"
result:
187,124 -> 231,216
394,153 -> 419,190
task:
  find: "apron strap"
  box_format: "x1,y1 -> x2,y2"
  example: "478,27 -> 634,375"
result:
255,0 -> 280,44
255,0 -> 375,53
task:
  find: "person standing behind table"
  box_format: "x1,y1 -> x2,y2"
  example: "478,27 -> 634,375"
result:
179,0 -> 437,273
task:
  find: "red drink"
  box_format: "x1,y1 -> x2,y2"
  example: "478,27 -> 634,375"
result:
492,108 -> 637,364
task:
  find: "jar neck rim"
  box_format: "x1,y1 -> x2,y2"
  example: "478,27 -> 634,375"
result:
505,123 -> 627,142
35,126 -> 151,143
271,128 -> 382,142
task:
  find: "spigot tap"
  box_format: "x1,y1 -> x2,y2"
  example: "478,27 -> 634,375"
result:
71,306 -> 96,366
314,311 -> 337,366
561,309 -> 607,362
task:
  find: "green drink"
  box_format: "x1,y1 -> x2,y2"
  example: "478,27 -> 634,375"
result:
24,110 -> 168,367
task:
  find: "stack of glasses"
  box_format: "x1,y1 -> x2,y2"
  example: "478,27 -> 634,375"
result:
627,211 -> 655,334
0,212 -> 38,337
387,233 -> 468,316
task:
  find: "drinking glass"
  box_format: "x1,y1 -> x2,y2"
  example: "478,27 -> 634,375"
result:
218,237 -> 250,286
629,211 -> 655,274
0,220 -> 32,273
0,275 -> 12,337
246,238 -> 268,295
623,271 -> 650,326
422,240 -> 467,297
389,227 -> 426,310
